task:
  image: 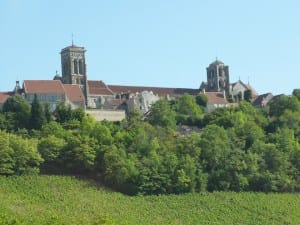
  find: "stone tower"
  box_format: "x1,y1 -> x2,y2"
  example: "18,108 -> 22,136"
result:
60,44 -> 88,102
206,59 -> 230,92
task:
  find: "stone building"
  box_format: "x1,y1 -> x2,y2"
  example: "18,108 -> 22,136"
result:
60,45 -> 88,102
253,93 -> 273,108
201,59 -> 230,93
200,59 -> 258,103
229,80 -> 258,102
23,80 -> 85,111
0,44 -> 261,120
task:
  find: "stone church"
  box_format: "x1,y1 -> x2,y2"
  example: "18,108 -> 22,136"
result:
200,59 -> 257,102
0,44 -> 258,119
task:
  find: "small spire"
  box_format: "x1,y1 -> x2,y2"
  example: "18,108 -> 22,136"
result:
72,33 -> 74,46
14,80 -> 20,93
248,76 -> 250,85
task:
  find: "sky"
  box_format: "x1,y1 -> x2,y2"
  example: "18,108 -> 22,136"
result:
0,0 -> 299,95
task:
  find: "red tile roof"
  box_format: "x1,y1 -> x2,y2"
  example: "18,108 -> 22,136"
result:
108,85 -> 200,96
205,92 -> 228,104
0,92 -> 10,104
23,80 -> 65,94
88,80 -> 114,95
253,93 -> 273,107
63,84 -> 85,102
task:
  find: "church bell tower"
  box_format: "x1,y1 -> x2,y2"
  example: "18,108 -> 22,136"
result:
60,44 -> 88,101
206,59 -> 230,92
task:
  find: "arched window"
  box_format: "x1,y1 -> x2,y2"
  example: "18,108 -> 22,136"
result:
74,60 -> 78,74
79,60 -> 83,74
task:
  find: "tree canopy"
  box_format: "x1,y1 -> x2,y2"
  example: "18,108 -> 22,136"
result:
0,93 -> 300,194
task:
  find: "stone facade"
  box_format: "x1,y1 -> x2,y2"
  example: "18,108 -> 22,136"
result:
26,93 -> 65,111
126,91 -> 160,114
206,59 -> 230,92
60,45 -> 88,103
1,45 -> 263,121
85,109 -> 126,121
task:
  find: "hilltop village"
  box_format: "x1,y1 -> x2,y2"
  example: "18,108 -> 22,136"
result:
1,44 -> 300,198
0,44 -> 274,121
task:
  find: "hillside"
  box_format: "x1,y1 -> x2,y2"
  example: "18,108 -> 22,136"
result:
0,176 -> 299,225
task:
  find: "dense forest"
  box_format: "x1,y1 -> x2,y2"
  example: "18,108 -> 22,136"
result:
0,91 -> 300,195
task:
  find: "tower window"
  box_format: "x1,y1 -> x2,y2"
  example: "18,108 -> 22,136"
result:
79,60 -> 83,74
74,60 -> 78,74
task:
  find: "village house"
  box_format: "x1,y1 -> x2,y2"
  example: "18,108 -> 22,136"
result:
0,44 -> 261,120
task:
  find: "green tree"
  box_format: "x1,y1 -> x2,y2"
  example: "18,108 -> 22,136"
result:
147,100 -> 176,128
55,103 -> 72,123
60,135 -> 97,174
38,135 -> 66,172
71,108 -> 85,122
0,131 -> 43,175
29,94 -> 46,130
292,88 -> 300,101
196,93 -> 208,107
177,93 -> 203,116
269,95 -> 300,117
199,124 -> 230,173
0,113 -> 14,131
44,103 -> 52,122
9,135 -> 43,174
126,109 -> 143,129
2,95 -> 30,130
102,145 -> 138,193
175,93 -> 203,125
233,120 -> 265,151
0,131 -> 14,175
249,142 -> 293,192
244,90 -> 252,102
41,121 -> 68,138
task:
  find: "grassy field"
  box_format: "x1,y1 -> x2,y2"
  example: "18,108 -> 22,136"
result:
0,175 -> 299,225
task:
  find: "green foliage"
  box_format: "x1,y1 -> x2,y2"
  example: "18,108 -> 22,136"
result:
60,135 -> 97,174
174,93 -> 203,126
44,103 -> 52,122
147,99 -> 176,128
0,113 -> 14,131
292,88 -> 300,101
54,103 -> 73,123
1,91 -> 300,195
244,89 -> 252,102
0,131 -> 43,175
2,95 -> 30,130
176,93 -> 203,116
41,121 -> 67,138
29,94 -> 46,130
269,95 -> 300,117
200,124 -> 230,173
196,93 -> 208,107
0,176 -> 300,225
38,135 -> 66,172
0,132 -> 14,175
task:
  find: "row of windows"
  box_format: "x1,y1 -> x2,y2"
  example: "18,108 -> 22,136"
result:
28,94 -> 63,102
62,59 -> 85,76
74,60 -> 84,74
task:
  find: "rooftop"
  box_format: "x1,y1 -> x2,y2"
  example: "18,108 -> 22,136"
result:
23,80 -> 65,94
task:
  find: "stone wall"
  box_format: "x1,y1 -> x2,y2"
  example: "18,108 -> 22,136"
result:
86,109 -> 126,122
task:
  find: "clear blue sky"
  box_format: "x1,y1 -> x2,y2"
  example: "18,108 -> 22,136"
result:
0,0 -> 299,95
